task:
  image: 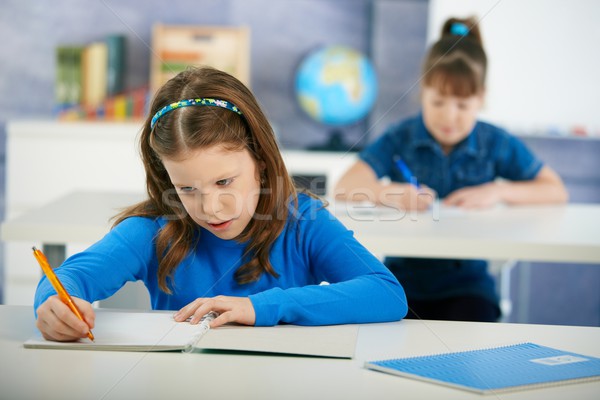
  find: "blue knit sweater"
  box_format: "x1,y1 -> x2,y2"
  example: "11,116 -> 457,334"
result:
34,194 -> 407,326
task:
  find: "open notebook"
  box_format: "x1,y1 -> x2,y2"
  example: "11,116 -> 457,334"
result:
365,342 -> 600,394
24,309 -> 358,358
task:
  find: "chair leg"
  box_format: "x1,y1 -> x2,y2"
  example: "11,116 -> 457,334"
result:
498,260 -> 518,322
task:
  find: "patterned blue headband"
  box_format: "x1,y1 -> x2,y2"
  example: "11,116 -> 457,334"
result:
150,98 -> 243,129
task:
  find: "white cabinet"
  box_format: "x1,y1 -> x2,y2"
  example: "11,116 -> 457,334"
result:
3,121 -> 146,304
5,121 -> 146,216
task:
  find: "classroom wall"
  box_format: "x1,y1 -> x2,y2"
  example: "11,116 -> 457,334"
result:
429,0 -> 600,136
0,0 -> 426,150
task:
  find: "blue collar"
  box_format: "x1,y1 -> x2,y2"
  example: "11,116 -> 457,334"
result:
411,114 -> 480,158
411,115 -> 437,149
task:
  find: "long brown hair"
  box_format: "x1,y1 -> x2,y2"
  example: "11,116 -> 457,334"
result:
115,66 -> 297,293
422,16 -> 487,97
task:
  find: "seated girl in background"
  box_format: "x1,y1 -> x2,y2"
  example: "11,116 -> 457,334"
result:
34,66 -> 407,341
335,17 -> 568,322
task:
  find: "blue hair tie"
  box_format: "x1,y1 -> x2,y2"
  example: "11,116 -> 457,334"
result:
150,98 -> 242,129
450,22 -> 470,36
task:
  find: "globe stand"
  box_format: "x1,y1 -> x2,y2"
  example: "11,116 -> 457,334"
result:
307,130 -> 352,152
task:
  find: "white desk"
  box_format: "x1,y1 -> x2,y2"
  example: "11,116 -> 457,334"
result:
0,191 -> 145,265
333,202 -> 600,263
4,192 -> 599,264
1,305 -> 599,400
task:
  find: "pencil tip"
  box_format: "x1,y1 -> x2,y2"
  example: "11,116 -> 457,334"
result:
32,246 -> 37,252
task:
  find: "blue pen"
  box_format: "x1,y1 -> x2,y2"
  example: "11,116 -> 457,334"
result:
394,156 -> 420,189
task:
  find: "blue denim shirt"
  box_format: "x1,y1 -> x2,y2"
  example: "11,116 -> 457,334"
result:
359,114 -> 543,304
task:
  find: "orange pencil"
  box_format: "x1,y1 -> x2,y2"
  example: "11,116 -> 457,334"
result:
32,246 -> 95,341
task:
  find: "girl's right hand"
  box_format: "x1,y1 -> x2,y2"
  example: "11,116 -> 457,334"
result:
35,295 -> 95,342
380,183 -> 436,211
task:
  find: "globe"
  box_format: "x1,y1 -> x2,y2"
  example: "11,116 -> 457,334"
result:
295,45 -> 378,127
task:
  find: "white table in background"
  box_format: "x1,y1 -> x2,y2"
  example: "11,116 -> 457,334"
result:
332,201 -> 600,263
1,191 -> 144,267
5,192 -> 597,265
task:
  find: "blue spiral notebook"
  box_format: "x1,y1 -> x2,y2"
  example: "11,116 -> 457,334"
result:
365,343 -> 600,394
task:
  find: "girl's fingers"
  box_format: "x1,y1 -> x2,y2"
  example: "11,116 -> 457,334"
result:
210,312 -> 232,328
174,296 -> 255,326
174,298 -> 205,321
190,299 -> 223,324
36,297 -> 90,341
73,297 -> 95,329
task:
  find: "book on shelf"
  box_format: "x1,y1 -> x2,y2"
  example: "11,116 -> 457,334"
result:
23,309 -> 358,359
150,24 -> 250,94
55,46 -> 84,111
57,85 -> 149,122
55,33 -> 131,121
82,41 -> 108,108
112,93 -> 128,120
105,34 -> 127,97
364,342 -> 600,394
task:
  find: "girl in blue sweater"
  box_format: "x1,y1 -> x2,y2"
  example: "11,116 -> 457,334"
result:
34,66 -> 407,341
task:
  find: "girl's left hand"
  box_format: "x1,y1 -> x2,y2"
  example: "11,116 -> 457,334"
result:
173,296 -> 256,328
443,182 -> 501,209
